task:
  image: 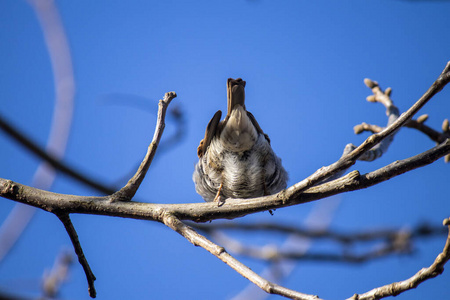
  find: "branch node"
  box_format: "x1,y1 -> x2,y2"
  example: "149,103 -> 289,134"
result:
0,179 -> 17,195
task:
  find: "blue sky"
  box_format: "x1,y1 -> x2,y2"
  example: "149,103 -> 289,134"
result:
1,1 -> 450,299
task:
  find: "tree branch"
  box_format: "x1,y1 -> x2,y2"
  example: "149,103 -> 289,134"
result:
1,139 -> 449,223
285,61 -> 450,198
1,63 -> 449,221
162,213 -> 321,300
56,213 -> 96,298
1,62 -> 449,299
111,91 -> 177,201
355,114 -> 450,157
348,217 -> 450,300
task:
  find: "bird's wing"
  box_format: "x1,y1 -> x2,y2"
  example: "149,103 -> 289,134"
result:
247,111 -> 270,144
197,110 -> 222,158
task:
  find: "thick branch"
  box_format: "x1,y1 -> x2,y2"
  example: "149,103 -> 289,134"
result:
1,139 -> 449,223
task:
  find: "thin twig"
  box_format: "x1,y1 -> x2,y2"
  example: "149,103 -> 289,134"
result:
162,213 -> 321,300
406,118 -> 449,143
286,61 -> 450,199
348,217 -> 450,300
111,91 -> 177,202
355,117 -> 450,146
318,79 -> 400,183
56,214 -> 96,298
113,105 -> 186,187
353,78 -> 400,162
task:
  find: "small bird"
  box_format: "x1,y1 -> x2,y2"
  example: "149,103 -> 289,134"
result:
193,78 -> 288,202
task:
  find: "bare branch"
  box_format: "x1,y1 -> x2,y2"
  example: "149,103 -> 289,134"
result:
352,78 -> 400,161
111,91 -> 177,202
1,139 -> 449,223
1,62 -> 449,299
285,61 -> 450,199
56,214 -> 96,298
1,64 -> 448,221
348,217 -> 450,300
162,213 -> 322,300
406,118 -> 449,143
356,116 -> 450,145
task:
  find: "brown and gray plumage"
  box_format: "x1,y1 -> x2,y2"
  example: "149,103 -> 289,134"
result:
193,78 -> 288,202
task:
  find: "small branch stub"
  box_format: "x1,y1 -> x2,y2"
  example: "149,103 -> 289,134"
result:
110,91 -> 177,202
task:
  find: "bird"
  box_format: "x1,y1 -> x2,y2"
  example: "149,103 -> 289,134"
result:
193,78 -> 288,202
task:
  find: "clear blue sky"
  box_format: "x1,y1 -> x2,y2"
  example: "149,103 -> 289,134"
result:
1,1 -> 450,299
